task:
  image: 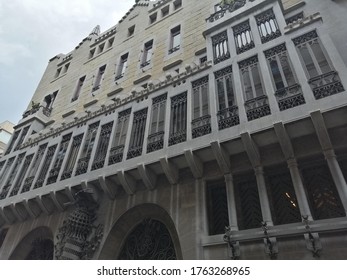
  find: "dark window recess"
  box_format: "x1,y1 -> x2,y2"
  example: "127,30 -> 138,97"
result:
127,108 -> 148,160
14,126 -> 30,151
302,164 -> 346,220
169,92 -> 187,146
235,174 -> 263,230
212,30 -> 230,64
233,20 -> 254,54
61,134 -> 83,180
206,180 -> 229,235
0,157 -> 15,185
91,121 -> 113,170
33,145 -> 57,189
255,9 -> 281,44
10,154 -> 34,197
0,228 -> 9,249
4,130 -> 20,155
25,238 -> 54,260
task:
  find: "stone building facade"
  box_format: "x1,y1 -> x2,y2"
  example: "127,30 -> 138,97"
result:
1,0 -> 347,260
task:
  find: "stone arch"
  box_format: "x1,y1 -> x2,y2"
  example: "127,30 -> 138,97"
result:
9,226 -> 54,260
98,203 -> 182,259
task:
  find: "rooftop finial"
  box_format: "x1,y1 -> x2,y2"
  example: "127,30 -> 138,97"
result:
89,25 -> 100,37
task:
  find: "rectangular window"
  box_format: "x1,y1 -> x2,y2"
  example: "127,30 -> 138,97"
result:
108,37 -> 114,48
147,94 -> 167,153
75,122 -> 100,176
212,30 -> 230,64
33,145 -> 57,189
62,63 -> 70,74
109,109 -> 131,165
255,9 -> 281,44
206,180 -> 229,235
47,133 -> 72,185
4,130 -> 20,155
239,56 -> 271,121
169,92 -> 187,146
127,108 -> 148,159
128,25 -> 135,37
173,0 -> 182,10
214,66 -> 240,130
293,30 -> 344,99
14,126 -> 29,151
61,134 -> 83,180
9,154 -> 34,197
55,67 -> 62,78
161,5 -> 169,17
0,157 -> 15,184
89,48 -> 96,59
21,143 -> 47,193
91,121 -> 113,170
233,20 -> 254,54
93,65 -> 106,91
43,90 -> 58,116
98,43 -> 105,54
265,43 -> 305,111
191,76 -> 211,138
141,40 -> 153,68
116,53 -> 128,80
72,76 -> 86,102
169,26 -> 181,54
149,13 -> 157,24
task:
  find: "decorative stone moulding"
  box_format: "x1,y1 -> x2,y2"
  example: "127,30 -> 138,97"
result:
284,12 -> 322,34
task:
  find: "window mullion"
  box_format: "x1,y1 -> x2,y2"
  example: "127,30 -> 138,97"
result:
307,42 -> 322,75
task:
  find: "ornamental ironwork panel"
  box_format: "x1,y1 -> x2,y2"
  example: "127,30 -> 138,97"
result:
255,9 -> 281,44
169,92 -> 187,146
91,122 -> 114,170
244,95 -> 271,121
108,145 -> 124,165
285,12 -> 304,25
206,180 -> 229,235
168,131 -> 186,146
147,131 -> 164,153
0,161 -> 5,174
127,108 -> 148,160
235,175 -> 262,230
10,154 -> 34,197
61,134 -> 83,180
264,43 -> 287,58
153,93 -> 167,105
192,115 -> 211,138
33,145 -> 57,189
238,55 -> 258,69
233,20 -> 255,54
217,106 -> 240,130
308,71 -> 344,99
275,84 -> 305,110
21,176 -> 35,193
266,170 -> 301,225
47,133 -> 72,185
0,157 -> 15,183
302,164 -> 345,220
14,126 -> 30,151
118,219 -> 177,260
4,130 -> 20,155
214,66 -> 233,79
26,238 -> 54,260
0,153 -> 25,200
192,76 -> 209,89
292,30 -> 318,46
212,31 -> 230,64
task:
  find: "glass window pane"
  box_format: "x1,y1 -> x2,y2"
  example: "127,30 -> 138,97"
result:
299,45 -> 318,78
217,78 -> 226,110
311,41 -> 332,74
270,59 -> 285,90
279,54 -> 296,86
251,65 -> 264,97
242,70 -> 253,100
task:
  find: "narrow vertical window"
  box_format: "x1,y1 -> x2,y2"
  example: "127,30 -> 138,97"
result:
149,12 -> 157,24
116,53 -> 128,80
173,0 -> 182,10
22,143 -> 48,192
72,76 -> 86,102
169,26 -> 181,54
0,157 -> 15,183
60,134 -> 83,180
255,9 -> 281,44
293,30 -> 344,99
141,40 -> 153,68
214,66 -> 240,130
91,121 -> 114,170
75,122 -> 100,176
14,126 -> 30,151
93,65 -> 106,92
109,109 -> 131,164
43,90 -> 58,116
9,154 -> 34,196
47,133 -> 72,184
239,56 -> 271,121
127,108 -> 148,159
265,43 -> 305,111
169,92 -> 187,146
33,145 -> 57,189
161,5 -> 169,17
233,20 -> 254,54
191,76 -> 211,138
147,93 -> 167,153
4,130 -> 20,155
212,30 -> 230,64
128,25 -> 135,37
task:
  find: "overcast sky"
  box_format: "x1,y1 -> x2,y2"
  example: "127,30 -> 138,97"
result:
0,0 -> 135,125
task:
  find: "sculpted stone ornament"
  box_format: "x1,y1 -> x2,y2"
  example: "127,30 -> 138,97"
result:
55,188 -> 104,260
219,0 -> 246,11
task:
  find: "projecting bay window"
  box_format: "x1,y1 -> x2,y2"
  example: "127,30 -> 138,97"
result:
33,145 -> 57,189
191,76 -> 211,138
169,26 -> 181,54
214,66 -> 239,130
206,180 -> 229,235
233,20 -> 254,54
14,126 -> 30,151
21,143 -> 47,192
293,30 -> 344,99
255,9 -> 281,44
141,40 -> 153,68
212,30 -> 230,64
127,108 -> 148,159
9,154 -> 34,197
265,43 -> 305,111
169,92 -> 187,146
91,121 -> 113,170
61,135 -> 83,180
109,109 -> 131,165
0,153 -> 25,200
4,130 -> 20,155
72,76 -> 86,102
93,65 -> 106,92
239,56 -> 271,121
47,133 -> 72,184
147,94 -> 167,153
115,53 -> 128,80
75,122 -> 100,176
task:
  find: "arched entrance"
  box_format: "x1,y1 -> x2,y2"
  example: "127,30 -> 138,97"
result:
99,204 -> 182,260
9,227 -> 54,260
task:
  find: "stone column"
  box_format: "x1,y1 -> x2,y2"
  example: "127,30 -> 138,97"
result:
254,166 -> 273,225
287,158 -> 312,219
324,149 -> 347,212
224,173 -> 238,230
